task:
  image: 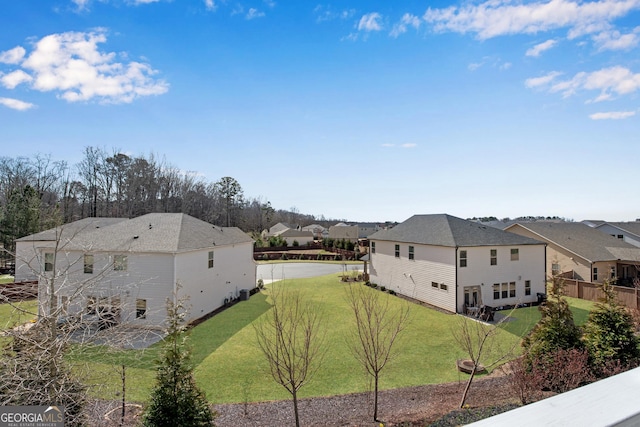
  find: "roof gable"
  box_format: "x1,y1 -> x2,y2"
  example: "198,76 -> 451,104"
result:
507,222 -> 640,262
370,214 -> 543,247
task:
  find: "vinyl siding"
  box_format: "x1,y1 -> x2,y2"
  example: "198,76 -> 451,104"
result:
174,241 -> 256,322
457,245 -> 546,312
369,240 -> 456,312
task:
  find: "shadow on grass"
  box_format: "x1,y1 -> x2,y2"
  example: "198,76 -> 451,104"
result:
68,291 -> 272,370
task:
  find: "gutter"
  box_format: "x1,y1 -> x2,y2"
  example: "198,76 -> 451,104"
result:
455,246 -> 458,313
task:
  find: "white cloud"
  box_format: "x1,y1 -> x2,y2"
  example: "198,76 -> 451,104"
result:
0,97 -> 35,111
246,8 -> 265,19
0,46 -> 26,64
313,4 -> 356,22
358,12 -> 383,32
1,70 -> 33,89
526,39 -> 558,57
263,0 -> 276,7
390,13 -> 421,38
526,66 -> 640,102
2,30 -> 168,104
424,0 -> 640,40
468,62 -> 483,71
589,110 -> 636,119
72,0 -> 90,11
593,27 -> 640,50
132,0 -> 161,4
525,71 -> 563,88
401,143 -> 417,148
204,0 -> 217,11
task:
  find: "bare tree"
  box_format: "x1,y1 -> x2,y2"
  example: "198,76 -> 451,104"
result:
346,284 -> 410,422
452,310 -> 518,408
253,284 -> 326,427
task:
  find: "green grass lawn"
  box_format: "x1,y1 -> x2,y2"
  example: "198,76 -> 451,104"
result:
77,274 -> 526,403
0,275 -> 14,284
0,299 -> 38,329
1,275 -> 599,405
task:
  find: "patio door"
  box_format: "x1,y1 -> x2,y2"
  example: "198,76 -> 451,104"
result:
464,286 -> 481,307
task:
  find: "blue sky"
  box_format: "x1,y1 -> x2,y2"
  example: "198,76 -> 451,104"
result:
1,0 -> 639,223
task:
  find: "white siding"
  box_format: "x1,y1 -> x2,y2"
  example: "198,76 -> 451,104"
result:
175,241 -> 256,322
15,240 -> 57,282
458,245 -> 546,312
369,240 -> 457,312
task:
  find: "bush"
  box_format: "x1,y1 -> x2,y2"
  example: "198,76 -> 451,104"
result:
389,290 -> 396,296
292,240 -> 299,247
582,280 -> 640,370
371,283 -> 377,289
380,286 -> 386,292
281,253 -> 288,260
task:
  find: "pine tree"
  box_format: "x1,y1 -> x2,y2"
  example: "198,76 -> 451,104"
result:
582,279 -> 639,370
142,296 -> 215,427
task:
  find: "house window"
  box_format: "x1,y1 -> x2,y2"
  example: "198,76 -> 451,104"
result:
593,267 -> 598,281
617,234 -> 623,239
493,284 -> 500,299
371,242 -> 375,254
490,249 -> 497,266
395,244 -> 400,258
510,248 -> 519,261
552,263 -> 561,276
44,252 -> 54,272
460,250 -> 467,267
440,283 -> 448,291
509,282 -> 516,298
84,254 -> 94,274
610,266 -> 616,279
408,246 -> 414,260
501,282 -> 508,299
136,299 -> 147,319
208,251 -> 214,268
432,282 -> 439,289
114,255 -> 127,271
525,280 -> 531,296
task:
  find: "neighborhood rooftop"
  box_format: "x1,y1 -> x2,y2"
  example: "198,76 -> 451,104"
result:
369,214 -> 543,247
509,221 -> 640,263
21,213 -> 253,253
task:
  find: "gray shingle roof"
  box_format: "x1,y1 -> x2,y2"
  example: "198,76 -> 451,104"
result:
604,222 -> 640,238
19,213 -> 253,253
16,217 -> 129,242
508,222 -> 640,262
369,214 -> 543,247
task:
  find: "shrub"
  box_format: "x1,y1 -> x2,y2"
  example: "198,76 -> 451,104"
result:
371,283 -> 378,289
292,240 -> 299,247
281,253 -> 288,260
582,280 -> 640,371
389,290 -> 396,296
380,286 -> 386,292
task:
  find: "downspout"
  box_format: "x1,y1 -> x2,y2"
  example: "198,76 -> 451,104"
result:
455,246 -> 459,313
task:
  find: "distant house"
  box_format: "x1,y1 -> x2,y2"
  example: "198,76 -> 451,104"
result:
593,221 -> 640,248
16,213 -> 256,326
506,222 -> 640,285
356,223 -> 379,238
301,224 -> 326,240
274,228 -> 314,246
267,222 -> 297,236
369,214 -> 546,313
328,225 -> 359,242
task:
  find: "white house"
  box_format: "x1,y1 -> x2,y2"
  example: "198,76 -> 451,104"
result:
368,214 -> 547,313
17,213 -> 256,327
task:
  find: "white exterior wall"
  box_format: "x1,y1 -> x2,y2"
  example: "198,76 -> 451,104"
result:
174,241 -> 256,322
283,236 -> 314,246
15,240 -> 56,282
38,249 -> 175,327
457,245 -> 546,312
369,240 -> 457,312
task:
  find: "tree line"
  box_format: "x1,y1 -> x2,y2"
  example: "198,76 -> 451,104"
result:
0,148 -> 337,254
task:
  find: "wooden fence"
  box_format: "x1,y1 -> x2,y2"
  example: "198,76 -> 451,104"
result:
562,277 -> 640,310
